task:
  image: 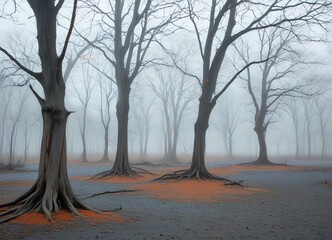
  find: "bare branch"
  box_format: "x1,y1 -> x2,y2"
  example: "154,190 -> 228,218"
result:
211,59 -> 269,105
58,0 -> 78,62
0,47 -> 42,83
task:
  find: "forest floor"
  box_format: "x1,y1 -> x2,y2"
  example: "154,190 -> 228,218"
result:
0,160 -> 332,240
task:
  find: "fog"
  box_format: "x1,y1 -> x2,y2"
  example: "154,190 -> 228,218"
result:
1,1 -> 332,166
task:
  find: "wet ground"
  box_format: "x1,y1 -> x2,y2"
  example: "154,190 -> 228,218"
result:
0,160 -> 332,240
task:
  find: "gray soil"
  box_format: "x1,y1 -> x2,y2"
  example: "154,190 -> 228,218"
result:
0,162 -> 331,240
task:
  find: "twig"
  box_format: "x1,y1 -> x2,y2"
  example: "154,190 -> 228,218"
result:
224,180 -> 244,187
82,189 -> 139,200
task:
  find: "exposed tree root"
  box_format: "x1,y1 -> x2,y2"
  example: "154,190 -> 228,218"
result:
0,179 -> 89,223
131,166 -> 155,175
92,164 -> 153,179
92,166 -> 139,179
154,167 -> 243,186
244,159 -> 281,165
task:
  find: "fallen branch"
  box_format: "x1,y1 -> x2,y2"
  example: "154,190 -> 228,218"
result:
82,189 -> 140,200
224,180 -> 244,187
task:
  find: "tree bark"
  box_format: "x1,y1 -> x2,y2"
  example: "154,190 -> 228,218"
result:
80,105 -> 88,163
94,82 -> 136,178
254,126 -> 271,164
112,84 -> 134,175
156,100 -> 232,182
229,133 -> 233,158
100,123 -> 110,162
190,108 -> 209,176
0,0 -> 87,223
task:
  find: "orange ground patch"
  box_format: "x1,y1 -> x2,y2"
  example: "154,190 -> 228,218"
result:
210,164 -> 301,176
70,165 -> 301,203
136,180 -> 267,203
0,180 -> 34,187
72,165 -> 300,184
11,210 -> 125,225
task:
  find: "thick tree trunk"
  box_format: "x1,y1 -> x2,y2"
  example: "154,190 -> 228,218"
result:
113,86 -> 131,174
254,127 -> 271,164
0,0 -> 88,223
190,113 -> 209,176
0,92 -> 87,223
36,107 -> 82,217
156,101 -> 232,182
108,87 -> 135,174
94,84 -> 136,178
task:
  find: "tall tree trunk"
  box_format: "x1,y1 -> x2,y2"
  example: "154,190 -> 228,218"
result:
295,124 -> 299,158
81,134 -> 87,162
113,88 -> 130,174
223,133 -> 228,157
0,0 -> 87,223
24,136 -> 28,164
80,107 -> 88,163
100,123 -> 110,162
321,125 -> 325,157
8,125 -> 15,167
143,118 -> 149,158
229,133 -> 233,158
306,119 -> 311,157
155,100 -> 233,181
0,82 -> 87,223
254,127 -> 270,164
170,126 -> 179,163
97,83 -> 136,177
190,115 -> 209,176
34,101 -> 85,219
0,121 -> 5,162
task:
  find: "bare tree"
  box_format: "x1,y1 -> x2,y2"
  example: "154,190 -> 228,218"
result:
150,68 -> 195,164
0,84 -> 12,164
63,42 -> 95,83
286,98 -> 302,158
0,0 -> 89,222
83,0 -> 181,177
96,73 -> 116,162
6,88 -> 28,168
72,63 -> 95,163
157,0 -> 331,180
314,95 -> 332,157
237,27 -> 311,164
302,98 -> 315,157
21,119 -> 36,164
212,97 -> 241,158
131,93 -> 153,161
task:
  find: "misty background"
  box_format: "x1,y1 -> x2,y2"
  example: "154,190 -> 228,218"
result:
1,1 -> 332,165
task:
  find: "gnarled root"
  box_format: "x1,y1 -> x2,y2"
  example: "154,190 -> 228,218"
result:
154,167 -> 243,186
0,178 -> 89,223
92,165 -> 153,179
92,165 -> 139,179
